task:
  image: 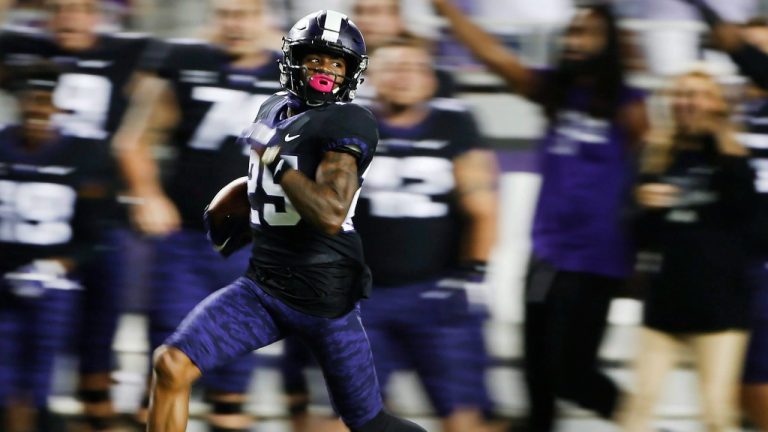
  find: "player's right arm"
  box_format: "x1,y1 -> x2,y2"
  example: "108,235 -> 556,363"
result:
276,150 -> 361,236
113,72 -> 182,236
431,0 -> 537,97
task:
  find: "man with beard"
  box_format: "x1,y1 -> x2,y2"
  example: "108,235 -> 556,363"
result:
113,0 -> 280,430
432,1 -> 648,430
0,2 -> 149,430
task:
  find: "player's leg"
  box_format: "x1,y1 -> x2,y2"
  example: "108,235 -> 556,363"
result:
29,287 -> 81,431
361,285 -> 409,402
204,242 -> 260,432
142,232 -> 229,423
401,286 -> 491,432
140,233 -> 200,426
77,230 -> 126,431
743,263 -> 768,431
148,346 -> 201,432
546,271 -> 621,419
4,282 -> 81,432
1,292 -> 24,432
742,318 -> 768,430
690,330 -> 749,432
150,231 -> 256,431
281,335 -> 312,431
281,335 -> 349,432
202,355 -> 257,431
620,328 -> 681,432
523,258 -> 558,432
147,277 -> 284,432
290,304 -> 425,432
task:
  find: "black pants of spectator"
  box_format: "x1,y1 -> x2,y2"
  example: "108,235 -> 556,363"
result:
523,257 -> 622,431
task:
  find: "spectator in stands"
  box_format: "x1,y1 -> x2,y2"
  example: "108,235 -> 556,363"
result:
622,68 -> 753,432
675,3 -> 768,429
431,1 -> 648,430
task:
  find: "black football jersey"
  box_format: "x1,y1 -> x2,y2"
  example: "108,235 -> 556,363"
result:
354,99 -> 485,286
0,29 -> 150,140
0,126 -> 107,273
138,39 -> 282,229
242,92 -> 378,317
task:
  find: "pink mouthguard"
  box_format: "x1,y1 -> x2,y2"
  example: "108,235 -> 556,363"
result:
308,74 -> 335,93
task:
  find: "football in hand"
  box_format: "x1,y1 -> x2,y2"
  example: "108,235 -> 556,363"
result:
208,176 -> 250,221
205,176 -> 252,256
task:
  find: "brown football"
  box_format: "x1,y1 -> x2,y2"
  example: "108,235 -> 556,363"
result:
207,176 -> 250,229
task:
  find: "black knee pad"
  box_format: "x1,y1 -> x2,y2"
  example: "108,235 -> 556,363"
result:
352,410 -> 427,432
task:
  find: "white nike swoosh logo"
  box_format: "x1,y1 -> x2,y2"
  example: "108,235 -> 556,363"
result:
285,133 -> 301,142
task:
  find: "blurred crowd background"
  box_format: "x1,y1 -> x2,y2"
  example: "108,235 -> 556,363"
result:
6,0 -> 768,431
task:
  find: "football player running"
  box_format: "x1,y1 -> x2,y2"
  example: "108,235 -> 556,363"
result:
143,10 -> 427,432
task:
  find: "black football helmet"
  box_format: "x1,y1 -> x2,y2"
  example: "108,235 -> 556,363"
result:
280,10 -> 368,106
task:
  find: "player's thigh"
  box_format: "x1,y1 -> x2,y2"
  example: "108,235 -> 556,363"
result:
362,323 -> 407,397
407,317 -> 489,416
164,277 -> 285,374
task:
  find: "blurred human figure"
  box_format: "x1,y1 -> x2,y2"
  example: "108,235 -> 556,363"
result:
432,1 -> 648,430
352,0 -> 405,52
676,3 -> 768,429
280,3 -> 455,430
622,69 -> 753,432
0,63 -> 108,432
728,16 -> 768,432
352,0 -> 455,99
113,0 -> 280,429
0,2 -> 149,430
143,9 -> 426,432
356,37 -> 499,432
